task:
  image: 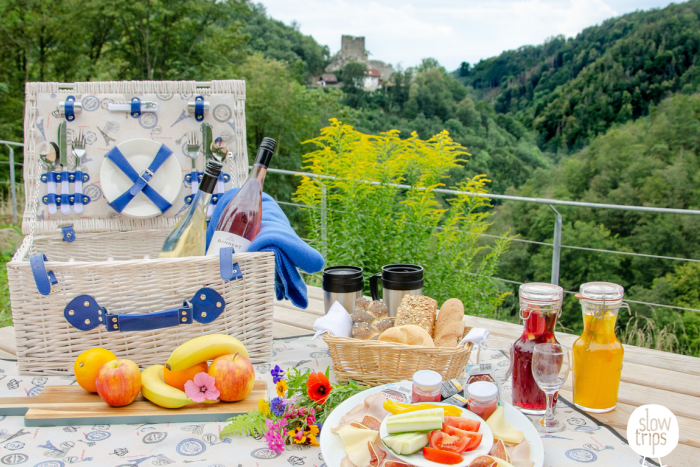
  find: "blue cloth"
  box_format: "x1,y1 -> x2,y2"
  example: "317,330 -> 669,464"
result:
206,188 -> 324,309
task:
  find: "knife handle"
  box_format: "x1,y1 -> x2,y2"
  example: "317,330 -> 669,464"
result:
46,174 -> 57,215
74,173 -> 83,214
60,170 -> 71,215
190,169 -> 199,195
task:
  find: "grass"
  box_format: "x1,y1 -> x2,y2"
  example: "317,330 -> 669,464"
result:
618,311 -> 686,355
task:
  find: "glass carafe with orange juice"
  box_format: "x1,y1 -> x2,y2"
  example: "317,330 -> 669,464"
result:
512,283 -> 563,415
572,282 -> 629,413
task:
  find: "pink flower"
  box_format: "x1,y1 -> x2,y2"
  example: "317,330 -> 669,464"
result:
264,419 -> 287,453
184,372 -> 220,403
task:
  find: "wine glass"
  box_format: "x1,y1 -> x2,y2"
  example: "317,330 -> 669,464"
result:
531,343 -> 570,433
477,338 -> 514,403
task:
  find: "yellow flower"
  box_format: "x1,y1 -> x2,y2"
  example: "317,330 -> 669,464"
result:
307,433 -> 319,446
288,429 -> 306,444
276,380 -> 288,397
306,424 -> 319,436
258,398 -> 270,416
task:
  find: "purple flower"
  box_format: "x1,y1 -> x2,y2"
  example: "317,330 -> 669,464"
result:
270,397 -> 286,416
271,365 -> 285,384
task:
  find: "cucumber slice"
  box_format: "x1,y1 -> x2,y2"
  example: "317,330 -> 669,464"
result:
386,415 -> 443,434
387,408 -> 445,421
398,432 -> 429,455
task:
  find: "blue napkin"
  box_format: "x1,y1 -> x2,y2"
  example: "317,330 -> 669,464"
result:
206,188 -> 325,309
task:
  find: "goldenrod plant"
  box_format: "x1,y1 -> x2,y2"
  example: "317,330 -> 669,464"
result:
294,119 -> 510,316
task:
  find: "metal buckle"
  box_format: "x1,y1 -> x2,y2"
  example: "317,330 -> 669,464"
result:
139,168 -> 155,183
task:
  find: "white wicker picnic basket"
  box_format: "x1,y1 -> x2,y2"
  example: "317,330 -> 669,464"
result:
7,80 -> 276,375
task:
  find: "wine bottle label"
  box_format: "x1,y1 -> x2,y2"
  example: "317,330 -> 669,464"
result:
206,231 -> 252,255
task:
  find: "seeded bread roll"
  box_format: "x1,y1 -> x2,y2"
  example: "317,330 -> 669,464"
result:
351,297 -> 393,340
434,298 -> 465,347
394,295 -> 438,336
377,325 -> 435,347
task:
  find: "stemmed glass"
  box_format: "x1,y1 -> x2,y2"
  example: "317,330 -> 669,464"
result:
531,343 -> 570,433
477,338 -> 514,403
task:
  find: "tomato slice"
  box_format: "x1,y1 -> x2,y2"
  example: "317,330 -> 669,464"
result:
422,447 -> 463,465
442,425 -> 483,452
444,416 -> 481,433
428,430 -> 470,453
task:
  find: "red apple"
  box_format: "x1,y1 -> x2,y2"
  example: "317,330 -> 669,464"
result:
95,359 -> 142,407
208,353 -> 255,402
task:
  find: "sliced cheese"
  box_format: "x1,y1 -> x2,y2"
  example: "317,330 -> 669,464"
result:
488,455 -> 516,467
486,408 -> 525,445
337,425 -> 379,467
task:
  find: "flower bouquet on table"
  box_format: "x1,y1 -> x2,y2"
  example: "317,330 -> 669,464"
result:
220,365 -> 368,452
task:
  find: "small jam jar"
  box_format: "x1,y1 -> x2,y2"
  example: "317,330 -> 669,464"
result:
412,370 -> 442,403
468,381 -> 499,420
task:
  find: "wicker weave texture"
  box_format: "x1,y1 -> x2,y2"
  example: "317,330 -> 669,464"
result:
8,232 -> 276,376
324,331 -> 473,386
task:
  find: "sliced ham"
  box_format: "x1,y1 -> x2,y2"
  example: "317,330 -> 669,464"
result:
369,441 -> 387,467
362,415 -> 382,431
333,394 -> 389,433
508,440 -> 534,467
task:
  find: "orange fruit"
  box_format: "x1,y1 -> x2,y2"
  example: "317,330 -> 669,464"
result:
163,361 -> 208,391
74,348 -> 117,393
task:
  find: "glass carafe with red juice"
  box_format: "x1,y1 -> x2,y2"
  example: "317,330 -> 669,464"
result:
512,283 -> 563,415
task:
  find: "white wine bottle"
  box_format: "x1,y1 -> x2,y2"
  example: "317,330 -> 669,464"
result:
206,137 -> 275,255
160,161 -> 223,258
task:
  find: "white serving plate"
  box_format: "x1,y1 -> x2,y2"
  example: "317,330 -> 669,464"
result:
320,382 -> 544,467
100,138 -> 182,218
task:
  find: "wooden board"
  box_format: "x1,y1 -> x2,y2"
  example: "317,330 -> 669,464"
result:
0,381 -> 267,427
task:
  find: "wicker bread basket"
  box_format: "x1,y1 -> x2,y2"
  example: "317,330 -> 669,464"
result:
324,326 -> 473,386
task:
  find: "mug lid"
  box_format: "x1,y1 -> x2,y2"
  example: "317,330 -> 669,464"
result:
382,264 -> 423,282
322,266 -> 364,293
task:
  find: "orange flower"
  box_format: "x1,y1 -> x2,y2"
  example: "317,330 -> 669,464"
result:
306,372 -> 332,404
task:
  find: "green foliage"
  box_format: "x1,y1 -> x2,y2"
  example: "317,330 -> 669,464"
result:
493,93 -> 700,354
220,408 -> 267,438
463,1 -> 700,150
294,120 -> 510,314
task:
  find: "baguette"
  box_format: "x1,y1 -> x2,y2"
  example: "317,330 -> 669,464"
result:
433,298 -> 465,347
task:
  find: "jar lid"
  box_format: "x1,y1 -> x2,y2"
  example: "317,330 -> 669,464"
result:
519,283 -> 563,303
412,370 -> 442,391
467,381 -> 498,402
577,282 -> 624,301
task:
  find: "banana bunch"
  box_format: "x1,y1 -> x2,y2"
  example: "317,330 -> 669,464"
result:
165,334 -> 249,372
141,364 -> 218,408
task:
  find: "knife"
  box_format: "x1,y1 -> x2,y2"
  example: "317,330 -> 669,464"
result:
202,123 -> 213,163
58,122 -> 71,215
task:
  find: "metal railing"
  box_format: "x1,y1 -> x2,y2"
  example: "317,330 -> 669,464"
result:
0,141 -> 22,223
263,167 -> 700,314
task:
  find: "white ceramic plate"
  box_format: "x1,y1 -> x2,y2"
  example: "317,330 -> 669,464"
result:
100,139 -> 181,218
320,382 -> 544,467
378,402 -> 493,467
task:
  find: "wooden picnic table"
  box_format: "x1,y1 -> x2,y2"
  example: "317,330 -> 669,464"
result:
272,285 -> 700,467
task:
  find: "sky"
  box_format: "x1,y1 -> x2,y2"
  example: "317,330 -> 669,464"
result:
259,0 -> 681,71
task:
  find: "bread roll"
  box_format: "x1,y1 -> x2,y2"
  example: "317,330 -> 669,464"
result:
351,298 -> 393,340
394,295 -> 437,336
433,298 -> 465,347
377,325 -> 435,347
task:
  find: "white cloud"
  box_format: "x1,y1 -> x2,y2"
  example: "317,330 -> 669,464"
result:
258,0 -> 677,70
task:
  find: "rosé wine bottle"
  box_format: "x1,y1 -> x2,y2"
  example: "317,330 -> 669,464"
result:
206,137 -> 275,255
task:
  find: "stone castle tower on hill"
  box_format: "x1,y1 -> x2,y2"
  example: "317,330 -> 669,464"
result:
325,36 -> 394,82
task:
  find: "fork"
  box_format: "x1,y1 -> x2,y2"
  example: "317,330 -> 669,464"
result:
72,128 -> 86,214
186,131 -> 200,195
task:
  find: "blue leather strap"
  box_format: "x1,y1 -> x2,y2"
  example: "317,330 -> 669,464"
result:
184,171 -> 202,184
45,194 -> 90,207
194,96 -> 204,121
61,225 -> 75,243
43,193 -> 57,205
41,172 -> 88,184
60,169 -> 70,207
222,173 -> 230,183
30,254 -> 58,296
65,96 -> 75,121
131,97 -> 141,117
63,288 -> 225,332
106,144 -> 173,214
219,247 -> 244,281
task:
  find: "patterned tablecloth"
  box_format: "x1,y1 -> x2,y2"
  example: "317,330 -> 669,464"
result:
0,335 -> 654,467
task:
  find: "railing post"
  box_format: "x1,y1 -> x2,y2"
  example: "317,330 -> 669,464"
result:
6,145 -> 17,223
550,205 -> 562,286
312,178 -> 328,258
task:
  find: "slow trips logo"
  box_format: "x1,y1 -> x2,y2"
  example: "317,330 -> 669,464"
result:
626,404 -> 679,466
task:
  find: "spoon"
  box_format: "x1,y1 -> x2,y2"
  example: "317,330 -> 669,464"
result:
39,142 -> 58,215
208,138 -> 228,217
